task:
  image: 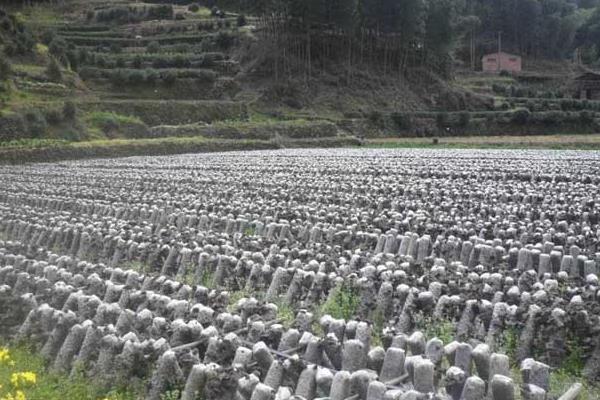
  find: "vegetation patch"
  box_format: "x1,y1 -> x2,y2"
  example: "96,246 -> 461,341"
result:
0,344 -> 138,400
85,111 -> 147,139
319,282 -> 360,321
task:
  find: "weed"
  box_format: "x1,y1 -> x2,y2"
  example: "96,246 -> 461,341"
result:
319,282 -> 360,321
371,309 -> 385,347
181,269 -> 196,287
199,270 -> 215,289
273,298 -> 295,328
414,314 -> 455,344
121,260 -> 146,274
227,287 -> 252,313
499,326 -> 519,364
160,389 -> 181,400
561,337 -> 585,377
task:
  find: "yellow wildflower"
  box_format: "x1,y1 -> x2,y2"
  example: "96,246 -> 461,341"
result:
0,348 -> 11,364
10,372 -> 37,388
1,391 -> 26,400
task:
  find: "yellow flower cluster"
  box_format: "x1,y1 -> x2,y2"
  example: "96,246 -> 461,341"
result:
0,349 -> 11,364
0,390 -> 26,400
9,373 -> 36,388
0,348 -> 36,400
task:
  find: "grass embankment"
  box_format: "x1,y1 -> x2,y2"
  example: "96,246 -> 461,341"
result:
366,134 -> 600,150
0,344 -> 138,400
0,135 -> 361,164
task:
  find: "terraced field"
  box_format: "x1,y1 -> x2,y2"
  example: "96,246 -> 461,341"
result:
1,148 -> 600,399
1,2 -> 357,162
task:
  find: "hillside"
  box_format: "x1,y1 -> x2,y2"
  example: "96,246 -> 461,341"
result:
0,1 -> 600,162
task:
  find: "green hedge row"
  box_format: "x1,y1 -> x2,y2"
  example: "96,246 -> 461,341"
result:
77,100 -> 247,126
79,67 -> 217,85
147,120 -> 339,140
83,52 -> 226,69
60,31 -> 237,47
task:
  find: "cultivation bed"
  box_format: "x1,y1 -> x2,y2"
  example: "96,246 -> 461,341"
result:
0,149 -> 599,399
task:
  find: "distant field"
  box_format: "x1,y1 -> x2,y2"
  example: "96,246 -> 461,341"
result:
366,134 -> 600,150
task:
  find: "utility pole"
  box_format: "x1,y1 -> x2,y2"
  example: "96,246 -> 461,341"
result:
470,29 -> 475,71
497,31 -> 502,72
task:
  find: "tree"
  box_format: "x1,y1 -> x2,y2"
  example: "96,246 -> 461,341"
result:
46,57 -> 63,82
0,56 -> 12,81
63,101 -> 77,120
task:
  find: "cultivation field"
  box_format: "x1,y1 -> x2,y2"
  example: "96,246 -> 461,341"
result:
1,148 -> 600,399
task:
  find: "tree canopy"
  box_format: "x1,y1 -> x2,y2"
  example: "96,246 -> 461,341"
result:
228,0 -> 600,77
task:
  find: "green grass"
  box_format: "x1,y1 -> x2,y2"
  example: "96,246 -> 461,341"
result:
550,369 -> 598,400
191,7 -> 212,17
0,139 -> 69,149
365,135 -> 600,150
0,344 -> 140,400
85,111 -> 144,132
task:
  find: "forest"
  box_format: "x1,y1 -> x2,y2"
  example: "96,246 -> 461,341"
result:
4,0 -> 600,77
218,0 -> 600,77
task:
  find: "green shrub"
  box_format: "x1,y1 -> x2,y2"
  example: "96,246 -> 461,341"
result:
511,108 -> 530,125
173,55 -> 189,68
66,50 -> 79,71
147,5 -> 173,20
491,83 -> 506,95
132,55 -> 143,69
109,42 -> 122,54
63,101 -> 77,120
215,31 -> 235,49
110,69 -> 129,86
44,108 -> 63,125
580,110 -> 594,124
162,71 -> 177,85
128,69 -> 147,85
188,4 -> 200,12
145,68 -> 159,83
24,110 -> 48,137
391,112 -> 412,130
436,112 -> 449,128
49,38 -> 67,61
367,110 -> 383,127
147,41 -> 160,54
0,57 -> 12,81
458,111 -> 471,127
45,57 -> 63,82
